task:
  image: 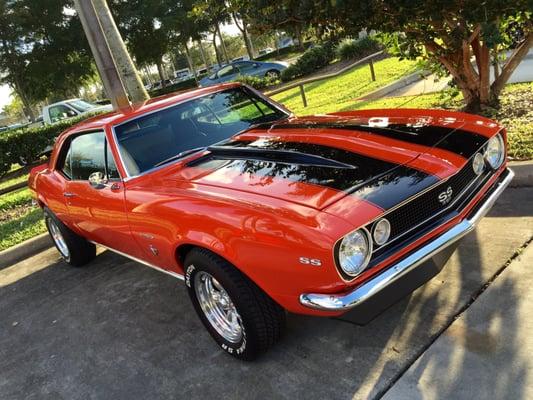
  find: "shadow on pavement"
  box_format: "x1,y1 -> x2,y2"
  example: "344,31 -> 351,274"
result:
0,188 -> 531,400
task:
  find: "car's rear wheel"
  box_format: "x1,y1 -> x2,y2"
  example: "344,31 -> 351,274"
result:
44,208 -> 96,267
184,248 -> 286,360
265,69 -> 281,79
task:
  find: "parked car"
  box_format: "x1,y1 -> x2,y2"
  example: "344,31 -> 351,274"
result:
199,60 -> 288,86
175,68 -> 193,82
231,55 -> 250,62
29,82 -> 513,360
42,99 -> 112,124
258,47 -> 274,56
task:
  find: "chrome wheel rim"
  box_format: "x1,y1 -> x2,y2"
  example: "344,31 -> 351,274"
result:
48,219 -> 69,258
194,271 -> 243,343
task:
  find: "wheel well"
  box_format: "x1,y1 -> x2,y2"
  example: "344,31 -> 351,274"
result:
175,244 -> 198,268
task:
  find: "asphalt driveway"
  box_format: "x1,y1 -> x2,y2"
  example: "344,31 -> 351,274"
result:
1,187 -> 532,400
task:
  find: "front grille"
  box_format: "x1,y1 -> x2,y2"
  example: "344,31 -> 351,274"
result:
367,154 -> 491,254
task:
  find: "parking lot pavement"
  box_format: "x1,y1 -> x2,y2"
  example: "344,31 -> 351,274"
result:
382,240 -> 533,400
0,188 -> 531,400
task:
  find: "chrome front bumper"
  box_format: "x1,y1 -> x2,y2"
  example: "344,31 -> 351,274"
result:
300,168 -> 514,312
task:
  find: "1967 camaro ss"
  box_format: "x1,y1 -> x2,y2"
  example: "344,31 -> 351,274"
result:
29,82 -> 513,360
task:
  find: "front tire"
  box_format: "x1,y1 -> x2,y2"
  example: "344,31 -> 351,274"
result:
184,248 -> 286,360
44,208 -> 96,267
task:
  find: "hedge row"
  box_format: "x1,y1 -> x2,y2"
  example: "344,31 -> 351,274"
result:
0,113 -> 101,176
280,37 -> 382,82
280,44 -> 336,82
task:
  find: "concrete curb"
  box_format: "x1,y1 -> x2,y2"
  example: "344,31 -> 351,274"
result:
357,70 -> 430,101
509,160 -> 533,188
0,233 -> 52,270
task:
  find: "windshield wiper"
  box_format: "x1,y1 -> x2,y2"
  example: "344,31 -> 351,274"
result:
154,147 -> 206,168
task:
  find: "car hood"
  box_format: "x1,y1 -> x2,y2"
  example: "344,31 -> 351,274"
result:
171,112 -> 495,215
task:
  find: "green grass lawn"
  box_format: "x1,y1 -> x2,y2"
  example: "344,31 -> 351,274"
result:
0,187 -> 47,251
272,57 -> 419,115
0,173 -> 29,190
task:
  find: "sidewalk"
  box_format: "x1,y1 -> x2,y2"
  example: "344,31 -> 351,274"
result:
383,239 -> 533,400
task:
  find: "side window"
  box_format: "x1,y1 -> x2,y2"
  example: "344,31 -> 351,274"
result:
59,131 -> 121,180
49,105 -> 77,122
217,65 -> 236,78
70,132 -> 106,180
106,144 -> 120,179
61,146 -> 73,178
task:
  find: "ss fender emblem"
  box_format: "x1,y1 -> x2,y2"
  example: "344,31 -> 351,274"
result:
438,186 -> 453,205
299,257 -> 322,266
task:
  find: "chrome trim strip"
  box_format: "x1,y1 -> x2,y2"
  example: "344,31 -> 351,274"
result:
300,168 -> 514,311
90,241 -> 184,280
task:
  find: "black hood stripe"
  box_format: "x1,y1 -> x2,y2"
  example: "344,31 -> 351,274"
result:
256,122 -> 488,159
189,139 -> 439,210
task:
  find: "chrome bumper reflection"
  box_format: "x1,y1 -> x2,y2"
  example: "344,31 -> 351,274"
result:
300,168 -> 514,312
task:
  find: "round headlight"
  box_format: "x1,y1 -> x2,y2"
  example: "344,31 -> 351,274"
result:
338,229 -> 371,277
373,218 -> 391,245
485,134 -> 504,169
472,152 -> 485,175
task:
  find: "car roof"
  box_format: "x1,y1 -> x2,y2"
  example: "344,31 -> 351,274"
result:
45,99 -> 81,108
63,82 -> 243,135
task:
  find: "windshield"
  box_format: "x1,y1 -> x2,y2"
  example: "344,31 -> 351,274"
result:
113,87 -> 288,176
68,99 -> 97,112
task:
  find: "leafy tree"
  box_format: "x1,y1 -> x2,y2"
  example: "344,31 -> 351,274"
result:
0,0 -> 95,120
247,0 -> 317,50
312,0 -> 533,110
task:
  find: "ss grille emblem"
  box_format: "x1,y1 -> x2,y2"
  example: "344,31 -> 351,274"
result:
299,257 -> 322,266
438,186 -> 453,205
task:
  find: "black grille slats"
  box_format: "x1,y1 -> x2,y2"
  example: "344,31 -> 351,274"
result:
368,157 -> 489,252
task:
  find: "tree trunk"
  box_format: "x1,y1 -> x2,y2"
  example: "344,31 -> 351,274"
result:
492,32 -> 533,96
232,13 -> 254,59
12,75 -> 35,122
198,40 -> 208,67
184,44 -> 198,85
216,24 -> 230,63
212,31 -> 222,66
92,0 -> 149,103
156,62 -> 166,86
295,23 -> 305,50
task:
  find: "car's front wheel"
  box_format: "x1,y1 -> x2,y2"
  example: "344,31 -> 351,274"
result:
44,208 -> 96,267
184,248 -> 286,360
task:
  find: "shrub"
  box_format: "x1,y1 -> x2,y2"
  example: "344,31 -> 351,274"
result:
336,37 -> 382,61
233,74 -> 280,90
0,113 -> 103,176
280,44 -> 335,82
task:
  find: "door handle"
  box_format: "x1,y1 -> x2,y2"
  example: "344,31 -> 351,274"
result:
63,192 -> 76,198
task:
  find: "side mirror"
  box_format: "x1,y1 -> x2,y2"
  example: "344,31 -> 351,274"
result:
88,171 -> 108,189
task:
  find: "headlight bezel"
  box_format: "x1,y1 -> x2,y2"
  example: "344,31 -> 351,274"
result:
484,134 -> 505,169
334,227 -> 373,279
372,218 -> 391,246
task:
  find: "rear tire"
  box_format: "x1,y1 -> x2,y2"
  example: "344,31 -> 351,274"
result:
44,207 -> 96,267
184,248 -> 286,361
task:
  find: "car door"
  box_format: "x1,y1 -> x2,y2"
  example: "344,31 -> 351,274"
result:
58,130 -> 143,258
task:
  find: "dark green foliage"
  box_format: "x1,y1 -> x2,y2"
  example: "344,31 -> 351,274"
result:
232,74 -> 279,89
335,37 -> 382,61
280,44 -> 335,81
0,113 -> 103,176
